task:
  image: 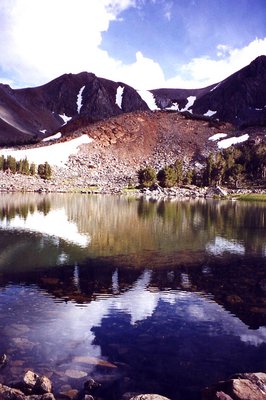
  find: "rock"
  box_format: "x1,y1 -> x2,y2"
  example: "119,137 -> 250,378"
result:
214,392 -> 233,400
83,378 -> 101,393
23,370 -> 38,391
0,353 -> 7,368
59,388 -> 79,399
129,395 -> 171,400
28,395 -> 55,400
35,376 -> 52,394
0,383 -> 26,399
65,369 -> 88,379
202,372 -> 266,400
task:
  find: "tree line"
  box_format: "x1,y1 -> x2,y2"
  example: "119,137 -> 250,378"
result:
138,143 -> 266,189
0,155 -> 52,180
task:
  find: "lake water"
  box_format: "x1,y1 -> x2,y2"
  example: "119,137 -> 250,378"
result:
0,193 -> 265,400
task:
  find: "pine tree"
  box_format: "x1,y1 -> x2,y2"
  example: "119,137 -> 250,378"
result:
138,166 -> 156,188
157,166 -> 177,188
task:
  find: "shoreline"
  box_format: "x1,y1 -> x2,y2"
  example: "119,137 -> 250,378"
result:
0,171 -> 265,200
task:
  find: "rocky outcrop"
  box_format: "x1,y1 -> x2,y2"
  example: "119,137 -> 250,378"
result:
202,372 -> 266,400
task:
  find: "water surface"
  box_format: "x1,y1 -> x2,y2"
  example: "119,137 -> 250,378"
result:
0,193 -> 265,400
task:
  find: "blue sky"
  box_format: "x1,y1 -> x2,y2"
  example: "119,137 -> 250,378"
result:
0,0 -> 266,89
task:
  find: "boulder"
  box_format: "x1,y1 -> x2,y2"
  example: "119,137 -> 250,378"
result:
129,395 -> 171,400
0,383 -> 26,400
202,372 -> 266,400
21,370 -> 52,394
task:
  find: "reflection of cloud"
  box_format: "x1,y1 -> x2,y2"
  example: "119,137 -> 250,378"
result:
206,236 -> 245,255
114,270 -> 160,324
0,208 -> 90,247
18,269 -> 266,373
240,327 -> 266,346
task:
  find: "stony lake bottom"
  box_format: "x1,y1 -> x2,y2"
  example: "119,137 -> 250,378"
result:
0,193 -> 265,400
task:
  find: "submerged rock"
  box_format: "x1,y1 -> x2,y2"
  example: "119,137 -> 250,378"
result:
202,372 -> 266,400
129,395 -> 171,400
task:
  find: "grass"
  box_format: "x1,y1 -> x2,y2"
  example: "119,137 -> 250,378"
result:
232,193 -> 266,202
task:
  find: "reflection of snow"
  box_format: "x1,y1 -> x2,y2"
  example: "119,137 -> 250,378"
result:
206,236 -> 245,255
240,327 -> 266,346
114,270 -> 160,324
0,208 -> 90,247
22,269 -> 266,372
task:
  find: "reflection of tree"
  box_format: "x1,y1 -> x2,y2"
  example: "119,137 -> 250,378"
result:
0,195 -> 52,221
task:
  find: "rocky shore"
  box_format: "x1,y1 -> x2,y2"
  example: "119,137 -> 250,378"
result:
0,170 -> 264,199
1,369 -> 265,400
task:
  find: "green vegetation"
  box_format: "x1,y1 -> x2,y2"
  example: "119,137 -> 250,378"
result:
0,155 -> 52,179
138,166 -> 157,188
232,193 -> 266,202
137,142 -> 266,189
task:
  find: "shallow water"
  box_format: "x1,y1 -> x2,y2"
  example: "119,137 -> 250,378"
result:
0,193 -> 265,399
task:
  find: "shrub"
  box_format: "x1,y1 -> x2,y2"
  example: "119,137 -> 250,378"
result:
138,166 -> 156,188
157,166 -> 177,188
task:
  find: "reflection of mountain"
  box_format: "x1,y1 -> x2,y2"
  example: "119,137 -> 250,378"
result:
0,194 -> 266,271
0,193 -> 265,324
1,253 -> 265,329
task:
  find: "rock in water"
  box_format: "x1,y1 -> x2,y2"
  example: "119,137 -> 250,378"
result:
202,372 -> 266,400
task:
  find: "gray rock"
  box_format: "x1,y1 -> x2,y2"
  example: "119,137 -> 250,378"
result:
129,395 -> 171,400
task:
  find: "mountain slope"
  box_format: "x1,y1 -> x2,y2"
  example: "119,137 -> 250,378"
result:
0,73 -> 148,145
151,55 -> 266,128
0,56 -> 266,145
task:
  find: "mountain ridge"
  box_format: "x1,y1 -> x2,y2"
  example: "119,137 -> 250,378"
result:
0,55 -> 266,145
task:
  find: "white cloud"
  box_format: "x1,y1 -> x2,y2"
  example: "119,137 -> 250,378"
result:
0,1 -> 266,90
166,37 -> 266,88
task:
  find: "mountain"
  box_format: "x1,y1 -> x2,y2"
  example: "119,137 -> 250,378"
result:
151,55 -> 266,128
0,72 -> 148,145
0,56 -> 266,145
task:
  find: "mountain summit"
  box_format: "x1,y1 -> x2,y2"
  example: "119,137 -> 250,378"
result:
0,56 -> 266,145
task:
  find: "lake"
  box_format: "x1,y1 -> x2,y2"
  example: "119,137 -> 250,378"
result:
0,193 -> 265,400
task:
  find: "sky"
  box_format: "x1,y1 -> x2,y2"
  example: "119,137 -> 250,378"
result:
0,0 -> 266,90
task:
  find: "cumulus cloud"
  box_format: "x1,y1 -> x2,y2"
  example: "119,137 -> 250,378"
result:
166,37 -> 266,88
0,0 -> 265,90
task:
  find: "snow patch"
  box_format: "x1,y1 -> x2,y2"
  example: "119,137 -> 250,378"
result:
77,86 -> 85,114
116,86 -> 124,109
166,102 -> 179,111
180,96 -> 196,113
39,129 -> 47,134
210,82 -> 221,92
59,113 -> 72,125
42,132 -> 62,142
204,110 -> 217,117
0,134 -> 92,167
137,90 -> 159,110
217,134 -> 249,149
209,133 -> 227,141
